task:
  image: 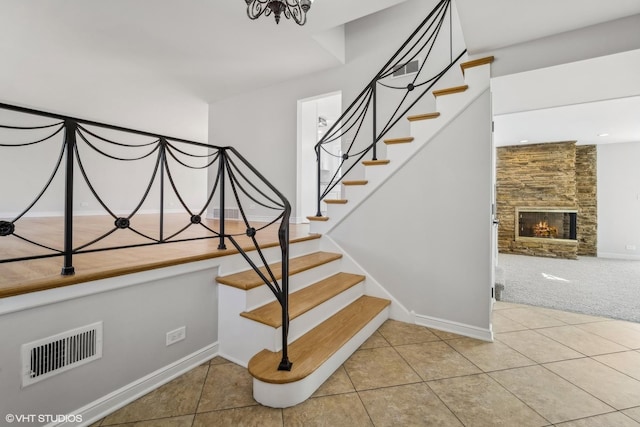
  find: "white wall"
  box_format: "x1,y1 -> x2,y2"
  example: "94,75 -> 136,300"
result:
0,109 -> 208,218
330,91 -> 493,333
597,141 -> 640,259
0,262 -> 218,426
481,14 -> 640,78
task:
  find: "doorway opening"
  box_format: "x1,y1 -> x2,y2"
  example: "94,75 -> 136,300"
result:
296,91 -> 342,223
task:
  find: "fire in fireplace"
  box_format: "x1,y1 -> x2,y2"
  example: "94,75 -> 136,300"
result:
516,208 -> 577,241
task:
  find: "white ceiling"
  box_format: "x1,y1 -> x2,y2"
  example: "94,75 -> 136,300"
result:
493,49 -> 640,147
0,0 -> 408,104
1,0 -> 639,146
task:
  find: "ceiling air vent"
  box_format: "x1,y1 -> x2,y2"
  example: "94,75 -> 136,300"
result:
21,322 -> 103,387
392,59 -> 421,78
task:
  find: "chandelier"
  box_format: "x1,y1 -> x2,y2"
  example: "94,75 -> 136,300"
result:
245,0 -> 313,25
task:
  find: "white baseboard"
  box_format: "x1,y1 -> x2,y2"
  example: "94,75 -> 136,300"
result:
414,312 -> 493,342
52,343 -> 218,427
597,252 -> 640,261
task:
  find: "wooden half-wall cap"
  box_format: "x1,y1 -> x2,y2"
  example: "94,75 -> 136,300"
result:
324,199 -> 348,204
342,180 -> 368,186
362,159 -> 390,166
460,56 -> 495,75
407,112 -> 440,122
307,215 -> 329,222
384,137 -> 414,145
433,85 -> 468,97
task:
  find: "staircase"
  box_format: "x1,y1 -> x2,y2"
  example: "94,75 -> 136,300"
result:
214,55 -> 494,409
216,234 -> 391,408
308,56 -> 494,234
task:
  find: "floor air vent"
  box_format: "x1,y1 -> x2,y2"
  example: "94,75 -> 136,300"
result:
22,322 -> 103,387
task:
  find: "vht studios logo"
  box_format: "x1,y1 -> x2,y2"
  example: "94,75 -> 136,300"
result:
5,414 -> 83,423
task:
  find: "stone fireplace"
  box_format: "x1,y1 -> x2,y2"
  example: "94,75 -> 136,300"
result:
496,141 -> 597,259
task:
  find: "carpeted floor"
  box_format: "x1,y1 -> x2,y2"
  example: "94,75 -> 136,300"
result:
497,253 -> 640,323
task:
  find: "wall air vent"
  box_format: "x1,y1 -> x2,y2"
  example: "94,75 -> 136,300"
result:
212,208 -> 240,219
21,322 -> 103,387
392,58 -> 421,78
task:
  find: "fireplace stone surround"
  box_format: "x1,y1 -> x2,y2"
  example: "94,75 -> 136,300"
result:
496,141 -> 597,259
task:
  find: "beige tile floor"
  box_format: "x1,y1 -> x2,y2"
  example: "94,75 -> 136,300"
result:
90,302 -> 640,426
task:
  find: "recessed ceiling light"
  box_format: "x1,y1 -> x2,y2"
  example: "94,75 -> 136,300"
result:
519,139 -> 529,143
598,133 -> 609,137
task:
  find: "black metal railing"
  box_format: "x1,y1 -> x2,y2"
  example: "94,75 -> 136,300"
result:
314,0 -> 466,216
0,102 -> 293,371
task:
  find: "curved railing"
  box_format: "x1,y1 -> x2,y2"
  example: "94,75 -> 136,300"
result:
0,102 -> 293,371
314,0 -> 466,216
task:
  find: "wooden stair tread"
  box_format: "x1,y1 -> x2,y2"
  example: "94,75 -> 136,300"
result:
240,272 -> 365,327
323,199 -> 348,204
407,112 -> 440,122
342,180 -> 368,186
433,85 -> 468,97
384,137 -> 414,145
460,56 -> 494,75
306,215 -> 329,222
248,295 -> 390,384
362,159 -> 390,166
216,251 -> 342,290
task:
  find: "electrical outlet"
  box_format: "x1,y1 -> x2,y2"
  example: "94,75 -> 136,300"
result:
626,244 -> 637,251
166,326 -> 186,346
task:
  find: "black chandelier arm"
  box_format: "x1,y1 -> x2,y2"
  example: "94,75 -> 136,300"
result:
246,0 -> 311,25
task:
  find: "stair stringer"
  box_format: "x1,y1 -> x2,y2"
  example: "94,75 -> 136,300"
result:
310,63 -> 491,235
318,234 -> 412,323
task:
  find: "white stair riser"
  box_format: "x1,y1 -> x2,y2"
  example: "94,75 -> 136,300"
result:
268,281 -> 365,352
343,184 -> 368,201
463,63 -> 491,91
409,115 -> 444,144
244,257 -> 344,310
218,285 -> 270,367
252,305 -> 390,408
362,163 -> 390,185
308,221 -> 330,234
216,238 -> 320,277
385,142 -> 415,164
219,264 -> 364,365
434,91 -> 468,115
323,202 -> 350,220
